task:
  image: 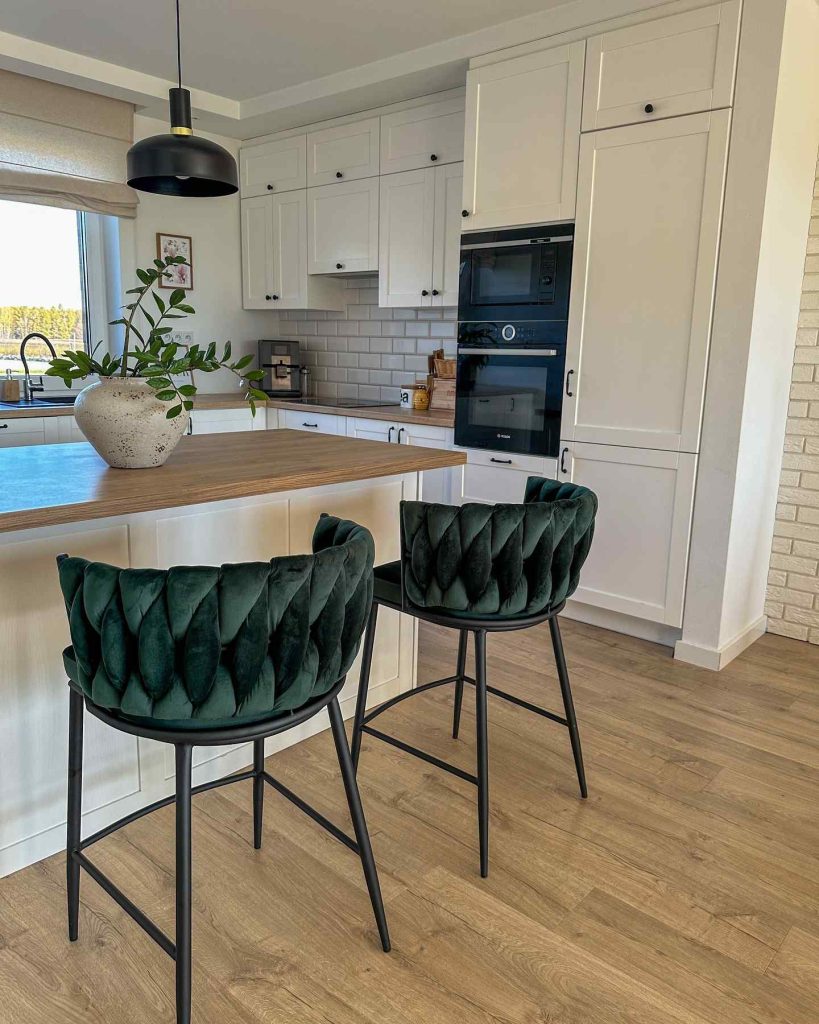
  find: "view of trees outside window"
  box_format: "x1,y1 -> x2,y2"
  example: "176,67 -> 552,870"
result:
0,199 -> 88,375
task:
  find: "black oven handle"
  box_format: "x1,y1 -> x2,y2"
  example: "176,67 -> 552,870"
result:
458,348 -> 559,357
461,236 -> 573,250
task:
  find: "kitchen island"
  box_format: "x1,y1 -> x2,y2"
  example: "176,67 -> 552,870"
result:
0,430 -> 465,876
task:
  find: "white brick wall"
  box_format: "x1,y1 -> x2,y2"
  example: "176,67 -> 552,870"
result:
767,152 -> 819,641
274,277 -> 457,403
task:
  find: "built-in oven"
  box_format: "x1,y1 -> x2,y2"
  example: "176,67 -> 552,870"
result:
458,224 -> 573,323
454,322 -> 566,458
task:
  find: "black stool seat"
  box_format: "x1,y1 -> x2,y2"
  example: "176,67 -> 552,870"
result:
351,476 -> 598,878
57,514 -> 391,1024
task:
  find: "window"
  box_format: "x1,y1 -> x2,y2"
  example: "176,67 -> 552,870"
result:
0,199 -> 91,376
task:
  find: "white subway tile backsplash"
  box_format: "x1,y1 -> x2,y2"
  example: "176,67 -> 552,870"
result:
405,322 -> 431,337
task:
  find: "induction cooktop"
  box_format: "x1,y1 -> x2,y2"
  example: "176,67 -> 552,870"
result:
271,396 -> 397,409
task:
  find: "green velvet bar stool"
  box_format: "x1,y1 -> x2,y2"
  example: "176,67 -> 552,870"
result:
351,477 -> 597,878
58,515 -> 390,1024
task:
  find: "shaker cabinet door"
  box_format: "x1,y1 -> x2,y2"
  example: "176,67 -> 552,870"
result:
306,117 -> 380,187
240,135 -> 307,198
582,1 -> 740,131
431,162 -> 463,308
241,196 -> 274,309
563,110 -> 730,452
462,41 -> 584,230
269,190 -> 308,309
379,168 -> 435,308
380,96 -> 465,174
307,178 -> 380,275
558,442 -> 697,627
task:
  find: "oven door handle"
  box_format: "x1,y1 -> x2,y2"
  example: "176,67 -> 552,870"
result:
461,237 -> 573,250
458,348 -> 559,356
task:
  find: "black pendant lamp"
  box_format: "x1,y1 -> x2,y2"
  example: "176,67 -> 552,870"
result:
126,0 -> 238,197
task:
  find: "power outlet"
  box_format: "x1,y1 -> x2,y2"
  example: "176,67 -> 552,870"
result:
170,331 -> 194,346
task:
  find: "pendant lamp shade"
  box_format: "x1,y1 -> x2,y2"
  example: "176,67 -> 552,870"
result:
125,4 -> 238,198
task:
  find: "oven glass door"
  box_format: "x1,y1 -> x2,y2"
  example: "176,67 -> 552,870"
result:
455,348 -> 565,457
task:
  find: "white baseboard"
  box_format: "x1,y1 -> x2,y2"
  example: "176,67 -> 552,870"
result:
673,615 -> 767,671
563,599 -> 682,648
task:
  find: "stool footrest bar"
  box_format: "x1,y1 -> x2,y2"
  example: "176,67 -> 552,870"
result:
464,679 -> 568,726
361,674 -> 460,727
361,725 -> 479,785
79,769 -> 256,852
263,772 -> 359,854
74,852 -> 176,959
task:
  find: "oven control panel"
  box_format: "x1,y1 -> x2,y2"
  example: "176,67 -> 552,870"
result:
457,321 -> 564,348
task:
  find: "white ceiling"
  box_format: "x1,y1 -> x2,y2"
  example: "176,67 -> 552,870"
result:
0,0 -> 566,101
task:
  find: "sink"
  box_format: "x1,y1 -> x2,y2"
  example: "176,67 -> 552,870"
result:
33,394 -> 77,406
0,395 -> 77,410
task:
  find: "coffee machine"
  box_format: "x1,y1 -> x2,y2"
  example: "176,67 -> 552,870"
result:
259,340 -> 301,398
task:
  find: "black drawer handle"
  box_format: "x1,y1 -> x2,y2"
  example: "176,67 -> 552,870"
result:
302,422 -> 318,428
266,183 -> 273,190
565,369 -> 574,397
397,427 -> 405,443
336,171 -> 343,179
644,103 -> 654,114
430,154 -> 438,162
560,447 -> 569,474
490,457 -> 512,465
0,424 -> 8,430
336,263 -> 344,270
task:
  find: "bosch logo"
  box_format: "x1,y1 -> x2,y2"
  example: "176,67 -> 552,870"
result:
501,324 -> 516,341
497,433 -> 511,439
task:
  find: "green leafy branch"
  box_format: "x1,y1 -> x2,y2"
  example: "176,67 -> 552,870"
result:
45,256 -> 266,418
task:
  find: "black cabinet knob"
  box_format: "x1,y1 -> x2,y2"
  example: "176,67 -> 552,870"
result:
336,263 -> 344,270
272,295 -> 279,301
644,103 -> 654,114
421,290 -> 429,296
265,294 -> 272,301
266,184 -> 273,190
335,171 -> 343,179
432,289 -> 439,296
430,154 -> 438,161
461,209 -> 470,218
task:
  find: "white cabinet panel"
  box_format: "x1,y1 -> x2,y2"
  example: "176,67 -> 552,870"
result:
307,117 -> 380,187
462,41 -> 584,230
240,134 -> 307,198
559,442 -> 697,627
564,110 -> 729,452
431,162 -> 463,308
458,447 -> 557,506
0,415 -> 46,447
281,409 -> 344,435
190,407 -> 258,434
346,417 -> 395,443
380,96 -> 465,174
308,178 -> 379,275
241,196 -> 274,309
379,168 -> 435,308
583,2 -> 740,131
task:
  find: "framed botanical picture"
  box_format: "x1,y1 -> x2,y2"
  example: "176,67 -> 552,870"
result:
156,233 -> 193,289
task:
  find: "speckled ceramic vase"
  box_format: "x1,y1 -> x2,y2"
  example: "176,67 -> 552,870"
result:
74,378 -> 190,469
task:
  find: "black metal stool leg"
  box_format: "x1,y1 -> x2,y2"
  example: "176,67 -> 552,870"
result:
549,616 -> 587,799
175,744 -> 193,1024
66,688 -> 84,942
328,698 -> 391,953
253,738 -> 265,850
452,630 -> 468,739
351,602 -> 378,772
475,630 -> 489,878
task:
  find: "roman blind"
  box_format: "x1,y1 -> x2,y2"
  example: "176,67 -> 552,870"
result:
0,69 -> 138,218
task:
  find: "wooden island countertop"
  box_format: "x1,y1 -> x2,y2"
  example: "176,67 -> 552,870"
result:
0,428 -> 465,534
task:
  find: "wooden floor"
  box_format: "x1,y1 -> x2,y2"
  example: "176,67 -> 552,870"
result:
2,619 -> 819,1023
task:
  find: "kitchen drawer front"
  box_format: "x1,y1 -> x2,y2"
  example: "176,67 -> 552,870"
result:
307,118 -> 380,187
459,448 -> 558,505
0,416 -> 47,447
240,135 -> 307,198
190,408 -> 256,434
281,410 -> 344,435
458,447 -> 552,475
582,1 -> 740,131
307,178 -> 379,275
380,97 -> 466,175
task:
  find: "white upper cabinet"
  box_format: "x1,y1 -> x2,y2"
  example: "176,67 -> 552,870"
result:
558,442 -> 697,627
306,117 -> 380,187
241,192 -> 344,310
462,41 -> 585,231
307,177 -> 379,275
379,168 -> 435,307
379,163 -> 463,308
563,110 -> 730,453
240,135 -> 307,198
380,96 -> 465,175
582,1 -> 740,131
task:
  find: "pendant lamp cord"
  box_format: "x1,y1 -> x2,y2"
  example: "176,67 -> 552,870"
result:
175,0 -> 182,89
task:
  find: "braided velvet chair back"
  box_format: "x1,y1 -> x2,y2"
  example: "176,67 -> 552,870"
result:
399,477 -> 597,619
58,515 -> 374,728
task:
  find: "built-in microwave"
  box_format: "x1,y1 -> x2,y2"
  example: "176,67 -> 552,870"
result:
458,224 -> 573,323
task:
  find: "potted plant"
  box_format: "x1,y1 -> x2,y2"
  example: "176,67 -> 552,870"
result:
46,255 -> 266,469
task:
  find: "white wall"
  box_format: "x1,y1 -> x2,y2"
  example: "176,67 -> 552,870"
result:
118,115 -> 278,392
